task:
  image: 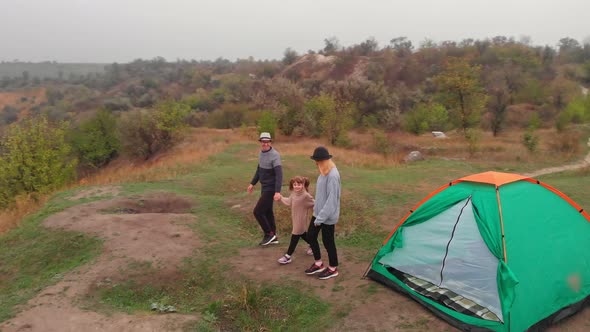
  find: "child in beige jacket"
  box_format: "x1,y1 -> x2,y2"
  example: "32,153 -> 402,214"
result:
277,176 -> 315,264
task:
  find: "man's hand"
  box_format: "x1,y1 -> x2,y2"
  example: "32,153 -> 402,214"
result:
247,184 -> 254,194
274,192 -> 282,201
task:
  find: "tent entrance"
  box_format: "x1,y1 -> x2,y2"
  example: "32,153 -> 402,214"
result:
378,198 -> 503,321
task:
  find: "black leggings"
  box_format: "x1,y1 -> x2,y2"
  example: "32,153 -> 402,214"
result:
253,191 -> 276,235
307,216 -> 338,267
286,233 -> 310,256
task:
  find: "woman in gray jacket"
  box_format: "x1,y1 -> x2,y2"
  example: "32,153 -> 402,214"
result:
304,146 -> 341,280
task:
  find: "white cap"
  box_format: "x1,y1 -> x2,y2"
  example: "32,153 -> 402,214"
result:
259,132 -> 272,141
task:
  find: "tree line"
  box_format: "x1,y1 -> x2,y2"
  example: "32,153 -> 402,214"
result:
1,35 -> 590,208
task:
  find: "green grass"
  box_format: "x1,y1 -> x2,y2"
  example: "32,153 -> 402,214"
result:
0,193 -> 104,321
535,167 -> 590,207
3,138 -> 590,329
91,169 -> 332,330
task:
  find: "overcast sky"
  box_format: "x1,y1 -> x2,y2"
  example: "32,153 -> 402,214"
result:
1,0 -> 589,63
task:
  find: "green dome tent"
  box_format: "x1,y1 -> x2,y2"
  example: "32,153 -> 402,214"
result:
366,171 -> 590,331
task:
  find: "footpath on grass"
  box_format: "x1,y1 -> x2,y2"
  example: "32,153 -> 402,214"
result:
524,138 -> 590,178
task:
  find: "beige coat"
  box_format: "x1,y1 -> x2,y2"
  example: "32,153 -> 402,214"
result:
280,190 -> 315,235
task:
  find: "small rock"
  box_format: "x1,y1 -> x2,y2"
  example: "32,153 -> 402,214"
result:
404,151 -> 424,162
431,131 -> 447,138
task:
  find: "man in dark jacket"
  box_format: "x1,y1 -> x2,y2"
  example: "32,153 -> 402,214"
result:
247,132 -> 283,246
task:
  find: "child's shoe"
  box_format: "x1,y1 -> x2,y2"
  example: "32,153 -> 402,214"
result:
277,254 -> 292,265
306,246 -> 313,255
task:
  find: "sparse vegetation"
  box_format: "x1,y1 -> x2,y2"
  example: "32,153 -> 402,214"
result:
1,34 -> 590,330
1,128 -> 589,330
0,116 -> 77,208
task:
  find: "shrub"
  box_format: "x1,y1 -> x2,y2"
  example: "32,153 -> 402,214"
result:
256,111 -> 277,138
71,109 -> 120,169
465,128 -> 481,156
0,116 -> 77,208
548,131 -> 582,155
103,97 -> 132,111
206,104 -> 246,129
1,105 -> 19,125
522,130 -> 539,152
372,129 -> 392,156
403,102 -> 449,135
118,110 -> 155,158
118,100 -> 189,159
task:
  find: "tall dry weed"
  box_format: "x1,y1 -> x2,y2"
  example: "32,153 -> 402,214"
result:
0,194 -> 47,233
81,128 -> 246,186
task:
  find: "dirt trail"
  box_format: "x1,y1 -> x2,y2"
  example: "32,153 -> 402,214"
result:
1,193 -> 200,332
524,139 -> 590,178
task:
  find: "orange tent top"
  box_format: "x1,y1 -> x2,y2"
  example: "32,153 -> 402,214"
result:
456,171 -> 531,187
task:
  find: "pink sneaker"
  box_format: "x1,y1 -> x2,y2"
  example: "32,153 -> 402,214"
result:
306,247 -> 313,256
277,255 -> 292,265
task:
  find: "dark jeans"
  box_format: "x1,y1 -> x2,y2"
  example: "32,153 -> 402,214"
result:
286,233 -> 310,256
253,191 -> 276,236
307,216 -> 338,267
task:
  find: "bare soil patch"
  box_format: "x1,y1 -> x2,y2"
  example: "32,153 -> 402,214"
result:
1,194 -> 200,332
233,245 -> 454,331
233,243 -> 590,331
0,88 -> 46,119
67,185 -> 121,201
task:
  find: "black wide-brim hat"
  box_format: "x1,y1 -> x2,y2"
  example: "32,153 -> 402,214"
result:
310,146 -> 332,161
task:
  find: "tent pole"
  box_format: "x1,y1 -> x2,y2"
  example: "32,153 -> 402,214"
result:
496,187 -> 508,263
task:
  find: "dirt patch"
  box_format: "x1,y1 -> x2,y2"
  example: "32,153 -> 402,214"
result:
0,195 -> 200,332
98,194 -> 193,214
232,243 -> 590,331
233,245 -> 454,331
67,186 -> 121,201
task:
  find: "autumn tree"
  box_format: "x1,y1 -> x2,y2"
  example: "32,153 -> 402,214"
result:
118,100 -> 189,159
282,48 -> 299,65
0,116 -> 77,208
484,69 -> 511,136
434,57 -> 487,134
548,77 -> 580,110
323,37 -> 341,54
71,109 -> 120,169
357,37 -> 379,56
303,94 -> 354,145
403,102 -> 448,135
390,36 -> 414,57
257,111 -> 277,138
321,97 -> 355,146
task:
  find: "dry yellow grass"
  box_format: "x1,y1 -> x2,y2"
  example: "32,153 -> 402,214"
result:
0,87 -> 46,119
80,127 -> 247,186
2,126 -> 587,234
0,195 -> 48,233
0,128 -> 247,233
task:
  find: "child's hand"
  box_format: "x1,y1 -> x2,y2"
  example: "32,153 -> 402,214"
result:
273,192 -> 282,201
